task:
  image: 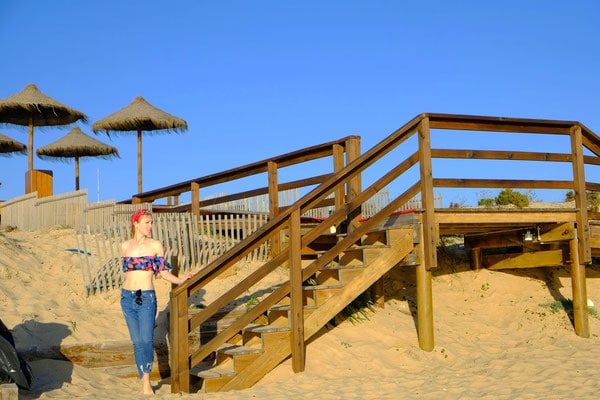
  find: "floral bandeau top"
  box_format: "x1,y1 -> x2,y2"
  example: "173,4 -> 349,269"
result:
122,256 -> 172,275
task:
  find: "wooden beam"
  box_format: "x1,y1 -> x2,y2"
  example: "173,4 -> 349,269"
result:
289,209 -> 305,372
346,136 -> 362,232
191,181 -> 200,219
538,222 -> 575,242
415,241 -> 434,351
332,143 -> 345,213
570,125 -> 592,264
464,223 -> 576,249
569,232 -> 590,338
431,148 -> 572,162
268,161 -> 281,258
169,290 -> 190,393
486,249 -> 564,270
436,210 -> 577,225
418,117 -> 438,270
433,178 -> 574,190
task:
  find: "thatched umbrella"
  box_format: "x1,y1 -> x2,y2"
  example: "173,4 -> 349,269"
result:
36,126 -> 119,190
0,83 -> 87,173
92,96 -> 187,193
0,133 -> 26,156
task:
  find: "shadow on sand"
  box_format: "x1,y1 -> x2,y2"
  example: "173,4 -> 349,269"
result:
11,320 -> 72,399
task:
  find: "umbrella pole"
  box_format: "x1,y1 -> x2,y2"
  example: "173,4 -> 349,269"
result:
75,156 -> 80,190
138,128 -> 142,193
28,115 -> 34,172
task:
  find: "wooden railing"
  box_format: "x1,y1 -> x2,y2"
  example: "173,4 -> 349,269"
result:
166,113 -> 600,392
128,136 -> 362,218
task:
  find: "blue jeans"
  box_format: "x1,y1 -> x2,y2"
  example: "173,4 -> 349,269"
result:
120,289 -> 157,378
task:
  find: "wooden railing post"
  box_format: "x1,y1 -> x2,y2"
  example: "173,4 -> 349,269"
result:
289,209 -> 305,372
569,227 -> 590,338
169,289 -> 190,393
416,117 -> 435,352
345,136 -> 361,232
191,181 -> 200,219
569,125 -> 592,264
417,117 -> 438,270
268,161 -> 281,257
332,143 -> 345,213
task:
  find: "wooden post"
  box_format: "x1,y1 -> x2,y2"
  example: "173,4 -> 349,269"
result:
28,115 -> 33,172
289,209 -> 305,372
75,157 -> 80,190
346,136 -> 361,233
268,161 -> 281,257
169,290 -> 190,393
332,143 -> 345,213
137,128 -> 143,193
569,229 -> 590,338
418,117 -> 438,270
416,229 -> 434,351
569,125 -> 592,264
470,247 -> 483,270
191,181 -> 200,219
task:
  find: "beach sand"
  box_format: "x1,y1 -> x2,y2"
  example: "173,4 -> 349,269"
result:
2,225 -> 600,399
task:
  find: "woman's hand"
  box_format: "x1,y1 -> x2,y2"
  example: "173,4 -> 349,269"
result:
178,272 -> 195,285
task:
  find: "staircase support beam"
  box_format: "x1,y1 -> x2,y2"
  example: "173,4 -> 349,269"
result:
169,290 -> 191,393
289,209 -> 306,372
569,228 -> 590,338
415,240 -> 435,351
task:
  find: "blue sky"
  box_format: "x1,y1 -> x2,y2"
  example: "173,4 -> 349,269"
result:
1,1 -> 599,206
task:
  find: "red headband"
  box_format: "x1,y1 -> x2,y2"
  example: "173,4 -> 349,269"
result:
131,208 -> 148,225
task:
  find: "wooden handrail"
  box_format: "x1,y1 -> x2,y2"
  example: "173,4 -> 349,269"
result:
129,135 -> 360,204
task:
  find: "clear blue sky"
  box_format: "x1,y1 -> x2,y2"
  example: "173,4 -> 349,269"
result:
1,1 -> 599,206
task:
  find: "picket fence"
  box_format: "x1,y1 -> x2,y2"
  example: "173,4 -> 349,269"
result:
75,212 -> 270,295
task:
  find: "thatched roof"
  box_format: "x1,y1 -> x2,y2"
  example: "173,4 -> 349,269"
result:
0,83 -> 87,127
37,127 -> 119,161
0,133 -> 26,156
92,96 -> 187,134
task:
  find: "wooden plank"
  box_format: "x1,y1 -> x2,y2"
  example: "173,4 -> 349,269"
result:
486,249 -> 564,270
436,210 -> 577,225
433,178 -> 574,190
431,148 -> 572,162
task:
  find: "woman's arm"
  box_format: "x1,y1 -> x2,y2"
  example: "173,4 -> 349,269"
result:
159,269 -> 195,285
155,240 -> 195,285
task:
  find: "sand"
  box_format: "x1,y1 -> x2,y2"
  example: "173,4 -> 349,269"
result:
1,225 -> 600,399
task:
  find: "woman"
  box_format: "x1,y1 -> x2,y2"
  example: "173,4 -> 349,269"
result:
121,208 -> 194,395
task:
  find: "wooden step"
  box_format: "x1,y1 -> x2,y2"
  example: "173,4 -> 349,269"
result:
243,324 -> 290,348
191,364 -> 236,393
213,344 -> 264,375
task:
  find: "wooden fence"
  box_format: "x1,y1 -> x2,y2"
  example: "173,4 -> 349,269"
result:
75,211 -> 271,295
0,189 -> 153,230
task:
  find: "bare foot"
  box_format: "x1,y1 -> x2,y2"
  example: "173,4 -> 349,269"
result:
141,373 -> 154,395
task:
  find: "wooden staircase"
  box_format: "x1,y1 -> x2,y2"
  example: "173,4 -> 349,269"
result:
190,226 -> 415,392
